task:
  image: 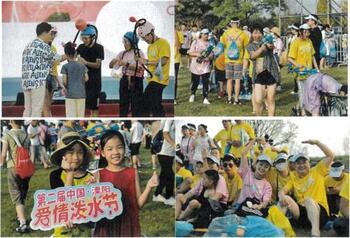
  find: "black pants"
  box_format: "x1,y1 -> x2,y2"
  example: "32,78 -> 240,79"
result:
191,72 -> 210,99
327,193 -> 341,215
155,155 -> 174,199
333,217 -> 349,236
145,135 -> 152,149
143,81 -> 165,117
175,63 -> 180,100
119,75 -> 144,117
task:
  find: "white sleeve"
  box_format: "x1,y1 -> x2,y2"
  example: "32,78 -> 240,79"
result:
162,120 -> 172,133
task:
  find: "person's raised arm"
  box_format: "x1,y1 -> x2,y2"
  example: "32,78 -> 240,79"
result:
302,140 -> 335,166
240,138 -> 256,171
136,170 -> 158,208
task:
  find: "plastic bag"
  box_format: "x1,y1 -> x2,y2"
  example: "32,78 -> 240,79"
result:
204,214 -> 242,237
176,221 -> 193,237
267,205 -> 296,237
111,67 -> 123,80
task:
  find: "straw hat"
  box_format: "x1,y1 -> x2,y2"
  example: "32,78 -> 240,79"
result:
50,132 -> 94,167
270,27 -> 281,37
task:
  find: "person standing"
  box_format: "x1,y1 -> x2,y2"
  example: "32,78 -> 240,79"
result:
305,14 -> 322,68
136,20 -> 171,117
130,120 -> 144,168
27,120 -> 49,168
1,120 -> 32,233
77,25 -> 104,117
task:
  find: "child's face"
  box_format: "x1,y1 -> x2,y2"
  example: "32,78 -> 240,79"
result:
63,143 -> 84,170
255,161 -> 270,177
202,174 -> 214,188
101,137 -> 125,166
252,29 -> 262,42
194,162 -> 203,174
123,38 -> 132,50
210,149 -> 220,159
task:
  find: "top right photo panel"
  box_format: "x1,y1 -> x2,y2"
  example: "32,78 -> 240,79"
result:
175,0 -> 348,116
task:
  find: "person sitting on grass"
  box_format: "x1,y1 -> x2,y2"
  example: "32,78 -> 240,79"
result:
176,169 -> 228,228
49,132 -> 95,237
176,151 -> 193,188
278,139 -> 335,237
235,139 -> 272,217
325,161 -> 349,216
221,153 -> 243,206
177,161 -> 204,194
175,156 -> 228,222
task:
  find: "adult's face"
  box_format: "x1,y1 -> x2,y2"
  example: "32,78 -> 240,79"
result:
294,158 -> 310,177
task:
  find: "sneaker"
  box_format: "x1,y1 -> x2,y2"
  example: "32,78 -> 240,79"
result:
189,94 -> 195,102
276,85 -> 282,91
164,197 -> 176,206
16,224 -> 28,233
203,98 -> 210,104
290,91 -> 297,95
152,194 -> 166,203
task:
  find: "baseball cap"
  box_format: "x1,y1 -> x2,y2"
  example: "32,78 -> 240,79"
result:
290,153 -> 310,162
256,154 -> 272,166
181,125 -> 189,130
305,14 -> 319,22
200,28 -> 210,34
187,123 -> 196,130
299,23 -> 311,30
329,162 -> 344,178
274,153 -> 288,164
207,155 -> 220,166
175,155 -> 183,165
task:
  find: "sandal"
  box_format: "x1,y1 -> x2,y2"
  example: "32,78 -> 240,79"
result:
233,100 -> 242,105
226,98 -> 233,104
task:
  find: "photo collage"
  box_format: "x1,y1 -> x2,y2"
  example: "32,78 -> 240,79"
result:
0,0 -> 349,237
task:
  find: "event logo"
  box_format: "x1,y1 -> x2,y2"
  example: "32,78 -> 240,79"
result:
30,182 -> 123,231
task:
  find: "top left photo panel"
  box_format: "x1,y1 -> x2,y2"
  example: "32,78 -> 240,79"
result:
2,0 -> 175,118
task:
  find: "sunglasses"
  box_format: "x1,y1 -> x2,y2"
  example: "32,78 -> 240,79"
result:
223,162 -> 234,168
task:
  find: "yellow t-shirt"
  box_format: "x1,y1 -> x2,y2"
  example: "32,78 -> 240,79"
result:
288,38 -> 315,80
283,160 -> 330,214
213,125 -> 233,156
51,45 -> 59,78
339,177 -> 349,200
176,167 -> 192,180
53,171 -> 94,237
215,53 -> 225,71
175,31 -> 184,64
267,168 -> 293,202
147,38 -> 171,86
220,28 -> 249,64
223,169 -> 243,203
190,174 -> 202,189
325,173 -> 349,191
228,122 -> 256,158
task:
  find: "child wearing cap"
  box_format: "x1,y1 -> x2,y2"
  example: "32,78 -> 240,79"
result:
176,151 -> 193,188
188,28 -> 214,105
236,139 -> 272,216
109,32 -> 145,117
49,132 -> 95,237
325,162 -> 349,215
177,161 -> 204,194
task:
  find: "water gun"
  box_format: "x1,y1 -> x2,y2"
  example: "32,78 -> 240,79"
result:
262,33 -> 276,45
292,67 -> 318,76
196,44 -> 214,63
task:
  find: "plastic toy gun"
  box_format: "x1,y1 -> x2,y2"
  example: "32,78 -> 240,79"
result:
262,33 -> 276,45
197,44 -> 214,63
292,67 -> 318,76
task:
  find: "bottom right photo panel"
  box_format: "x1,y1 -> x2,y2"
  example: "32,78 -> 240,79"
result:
174,118 -> 349,237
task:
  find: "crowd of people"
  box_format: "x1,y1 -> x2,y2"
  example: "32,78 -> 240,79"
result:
21,19 -> 171,118
175,120 -> 349,237
175,14 -> 348,116
1,119 -> 175,236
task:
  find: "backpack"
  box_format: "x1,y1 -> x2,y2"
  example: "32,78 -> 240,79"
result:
7,132 -> 35,179
227,32 -> 242,60
151,129 -> 164,154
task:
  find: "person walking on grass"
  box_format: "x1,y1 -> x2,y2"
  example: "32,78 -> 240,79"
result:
188,28 -> 214,105
1,120 -> 31,233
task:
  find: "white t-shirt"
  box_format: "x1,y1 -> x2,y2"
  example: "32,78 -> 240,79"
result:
27,124 -> 41,146
131,121 -> 143,144
159,120 -> 175,156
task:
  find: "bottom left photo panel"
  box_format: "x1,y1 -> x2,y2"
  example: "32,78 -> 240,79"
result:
0,120 -> 175,237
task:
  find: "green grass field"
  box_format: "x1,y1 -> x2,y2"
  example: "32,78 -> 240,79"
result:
175,64 -> 347,116
0,146 -> 174,237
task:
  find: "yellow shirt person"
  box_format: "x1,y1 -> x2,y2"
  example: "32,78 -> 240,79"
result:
175,30 -> 184,64
147,38 -> 171,86
283,160 -> 330,214
214,123 -> 233,157
228,122 -> 255,158
223,169 -> 243,204
221,27 -> 249,64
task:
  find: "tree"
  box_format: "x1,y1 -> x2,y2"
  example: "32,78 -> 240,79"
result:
247,120 -> 298,146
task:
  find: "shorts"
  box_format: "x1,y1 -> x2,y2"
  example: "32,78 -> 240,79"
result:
225,62 -> 243,80
255,70 -> 277,86
46,74 -> 57,93
86,88 -> 100,110
215,67 -> 226,82
130,142 -> 141,156
179,48 -> 189,56
292,203 -> 329,230
7,168 -> 31,205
